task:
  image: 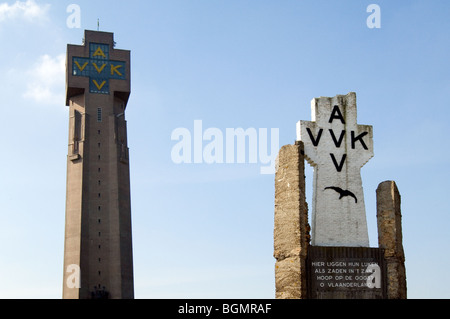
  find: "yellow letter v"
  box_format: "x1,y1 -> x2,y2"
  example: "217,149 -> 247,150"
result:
93,62 -> 106,74
92,80 -> 106,90
74,61 -> 88,72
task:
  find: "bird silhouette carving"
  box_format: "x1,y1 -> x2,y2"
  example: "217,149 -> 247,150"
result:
324,187 -> 358,203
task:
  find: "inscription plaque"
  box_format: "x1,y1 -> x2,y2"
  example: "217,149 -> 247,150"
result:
306,246 -> 387,299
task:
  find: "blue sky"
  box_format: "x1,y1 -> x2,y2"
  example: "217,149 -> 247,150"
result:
0,0 -> 449,299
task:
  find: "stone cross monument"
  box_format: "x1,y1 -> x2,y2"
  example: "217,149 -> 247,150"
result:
274,92 -> 406,299
296,92 -> 373,247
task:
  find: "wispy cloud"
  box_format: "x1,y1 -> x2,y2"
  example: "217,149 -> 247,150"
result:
23,53 -> 65,106
0,0 -> 49,23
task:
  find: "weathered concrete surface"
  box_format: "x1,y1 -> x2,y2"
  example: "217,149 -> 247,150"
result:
377,181 -> 407,299
274,142 -> 310,299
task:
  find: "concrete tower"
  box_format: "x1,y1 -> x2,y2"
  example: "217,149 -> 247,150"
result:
63,30 -> 134,299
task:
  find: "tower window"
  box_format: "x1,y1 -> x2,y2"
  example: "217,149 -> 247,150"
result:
97,108 -> 102,122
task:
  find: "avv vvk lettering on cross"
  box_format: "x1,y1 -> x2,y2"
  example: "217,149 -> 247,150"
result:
72,43 -> 126,94
297,92 -> 374,247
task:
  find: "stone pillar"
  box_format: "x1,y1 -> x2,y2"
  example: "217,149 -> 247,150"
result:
376,181 -> 407,299
274,141 -> 310,299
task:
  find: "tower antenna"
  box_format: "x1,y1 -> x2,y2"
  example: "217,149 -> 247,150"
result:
97,18 -> 100,31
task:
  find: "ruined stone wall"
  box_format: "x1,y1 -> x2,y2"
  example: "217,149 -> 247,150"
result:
274,142 -> 310,299
377,181 -> 407,299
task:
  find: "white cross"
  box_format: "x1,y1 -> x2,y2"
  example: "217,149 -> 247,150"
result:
297,92 -> 374,247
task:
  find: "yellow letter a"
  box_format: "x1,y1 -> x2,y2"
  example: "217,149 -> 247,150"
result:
93,47 -> 106,58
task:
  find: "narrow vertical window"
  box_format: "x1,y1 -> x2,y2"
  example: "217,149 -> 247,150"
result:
97,107 -> 102,122
72,110 -> 82,155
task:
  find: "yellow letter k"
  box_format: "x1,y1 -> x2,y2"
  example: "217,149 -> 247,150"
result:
111,64 -> 123,76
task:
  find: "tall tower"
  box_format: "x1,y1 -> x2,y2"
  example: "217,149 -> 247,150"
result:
63,30 -> 134,299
